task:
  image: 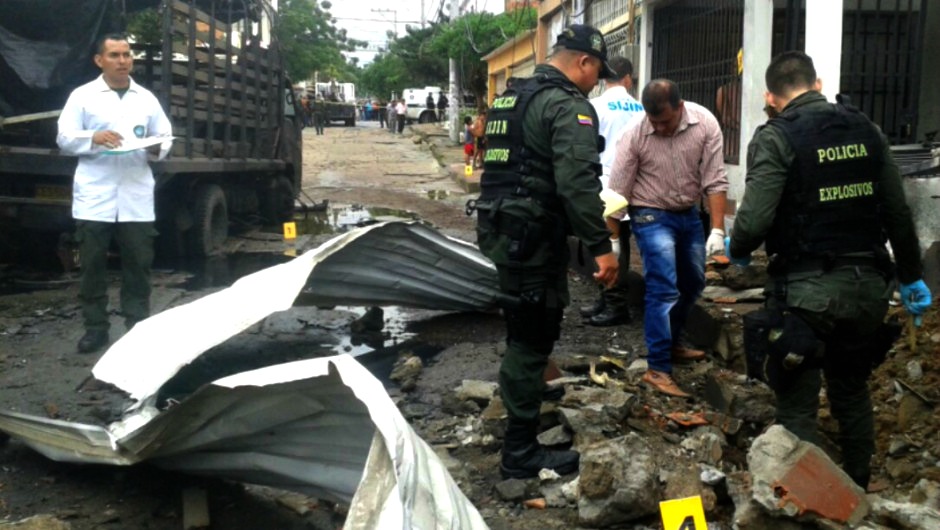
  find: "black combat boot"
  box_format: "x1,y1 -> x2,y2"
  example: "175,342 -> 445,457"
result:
500,419 -> 579,479
587,288 -> 630,327
588,305 -> 631,326
578,295 -> 605,318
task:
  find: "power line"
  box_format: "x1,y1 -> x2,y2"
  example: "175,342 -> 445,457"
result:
332,16 -> 423,24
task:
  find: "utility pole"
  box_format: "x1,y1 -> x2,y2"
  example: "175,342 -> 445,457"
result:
448,0 -> 460,143
421,0 -> 426,29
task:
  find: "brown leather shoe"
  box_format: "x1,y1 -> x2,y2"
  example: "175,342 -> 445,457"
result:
672,346 -> 705,362
642,369 -> 690,398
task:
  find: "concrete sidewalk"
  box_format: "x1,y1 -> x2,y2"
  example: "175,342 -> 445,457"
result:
409,123 -> 481,193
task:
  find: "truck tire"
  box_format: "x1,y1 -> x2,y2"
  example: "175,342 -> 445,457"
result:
190,184 -> 228,257
261,176 -> 295,224
419,111 -> 435,124
345,117 -> 355,127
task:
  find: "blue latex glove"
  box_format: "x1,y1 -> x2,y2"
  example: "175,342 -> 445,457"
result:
900,279 -> 932,327
724,236 -> 751,267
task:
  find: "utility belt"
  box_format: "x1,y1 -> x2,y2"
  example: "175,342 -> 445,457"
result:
471,189 -> 566,269
742,306 -> 823,391
768,253 -> 893,278
743,303 -> 902,391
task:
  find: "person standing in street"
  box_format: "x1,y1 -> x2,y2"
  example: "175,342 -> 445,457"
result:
311,96 -> 326,135
463,116 -> 476,166
386,99 -> 396,132
425,92 -> 437,122
609,79 -> 728,397
436,92 -> 448,122
473,24 -> 619,479
395,99 -> 407,134
376,99 -> 387,129
583,56 -> 644,327
471,108 -> 487,169
728,51 -> 931,489
57,33 -> 172,353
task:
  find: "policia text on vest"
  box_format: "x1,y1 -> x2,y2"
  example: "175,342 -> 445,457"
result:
815,141 -> 873,202
817,142 -> 868,164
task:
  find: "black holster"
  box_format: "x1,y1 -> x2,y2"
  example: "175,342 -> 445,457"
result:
743,306 -> 822,391
504,288 -> 562,347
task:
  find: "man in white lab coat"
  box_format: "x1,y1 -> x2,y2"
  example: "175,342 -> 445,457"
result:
57,33 -> 172,353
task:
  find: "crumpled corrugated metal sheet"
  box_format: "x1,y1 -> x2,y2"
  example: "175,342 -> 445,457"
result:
0,221 -> 494,529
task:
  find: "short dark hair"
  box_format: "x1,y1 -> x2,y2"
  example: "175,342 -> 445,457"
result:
96,32 -> 129,55
641,79 -> 681,116
765,51 -> 817,96
606,57 -> 634,81
464,116 -> 472,125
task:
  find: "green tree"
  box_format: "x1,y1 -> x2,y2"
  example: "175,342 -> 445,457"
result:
358,53 -> 409,101
125,8 -> 162,45
358,8 -> 535,106
276,0 -> 365,82
429,8 -> 536,105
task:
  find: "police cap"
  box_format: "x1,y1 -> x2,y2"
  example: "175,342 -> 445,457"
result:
555,24 -> 614,78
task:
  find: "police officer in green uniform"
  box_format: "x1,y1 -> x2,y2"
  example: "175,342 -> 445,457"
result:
472,25 -> 619,479
728,51 -> 932,488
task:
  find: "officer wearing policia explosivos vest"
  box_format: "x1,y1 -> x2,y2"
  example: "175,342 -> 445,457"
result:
469,24 -> 618,479
728,51 -> 932,490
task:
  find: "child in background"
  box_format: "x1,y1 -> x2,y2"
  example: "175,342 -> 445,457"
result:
471,108 -> 487,169
463,116 -> 475,166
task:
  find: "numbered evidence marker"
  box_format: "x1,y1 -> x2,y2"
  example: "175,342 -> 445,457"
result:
465,165 -> 474,176
659,495 -> 707,530
283,221 -> 297,240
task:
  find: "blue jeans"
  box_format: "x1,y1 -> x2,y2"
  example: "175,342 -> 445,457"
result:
630,207 -> 706,373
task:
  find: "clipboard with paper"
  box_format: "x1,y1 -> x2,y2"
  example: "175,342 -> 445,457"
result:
103,136 -> 174,154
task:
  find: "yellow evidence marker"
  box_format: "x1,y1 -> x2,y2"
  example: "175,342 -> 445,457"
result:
283,221 -> 297,240
659,495 -> 707,530
465,165 -> 474,176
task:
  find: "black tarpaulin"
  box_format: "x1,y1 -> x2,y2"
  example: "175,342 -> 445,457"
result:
0,0 -> 264,117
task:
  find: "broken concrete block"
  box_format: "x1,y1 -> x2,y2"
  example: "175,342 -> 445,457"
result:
578,434 -> 660,526
0,516 -> 71,529
559,386 -> 637,423
870,496 -> 940,529
748,425 -> 869,526
680,429 -> 724,466
911,479 -> 940,510
537,424 -> 572,447
726,471 -> 805,530
494,478 -> 527,502
454,379 -> 498,404
557,405 -> 618,448
389,354 -> 423,391
703,369 -> 775,424
661,463 -> 716,512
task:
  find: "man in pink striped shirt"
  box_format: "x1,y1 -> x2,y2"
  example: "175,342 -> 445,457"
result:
609,79 -> 728,397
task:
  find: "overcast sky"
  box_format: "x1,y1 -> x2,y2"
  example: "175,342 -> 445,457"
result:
327,0 -> 504,65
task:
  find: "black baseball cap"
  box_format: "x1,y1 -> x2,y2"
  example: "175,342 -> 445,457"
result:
555,24 -> 614,78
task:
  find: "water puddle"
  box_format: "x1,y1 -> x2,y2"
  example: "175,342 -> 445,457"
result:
292,203 -> 420,236
154,304 -> 434,406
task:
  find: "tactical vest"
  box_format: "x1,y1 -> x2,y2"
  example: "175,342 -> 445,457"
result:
479,74 -> 584,206
764,103 -> 887,270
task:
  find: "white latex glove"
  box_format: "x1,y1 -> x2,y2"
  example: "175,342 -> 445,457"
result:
610,237 -> 621,259
706,228 -> 725,256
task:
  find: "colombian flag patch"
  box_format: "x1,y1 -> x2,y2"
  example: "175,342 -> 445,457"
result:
577,114 -> 593,125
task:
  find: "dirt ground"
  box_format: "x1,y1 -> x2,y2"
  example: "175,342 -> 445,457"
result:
1,120 -> 938,529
